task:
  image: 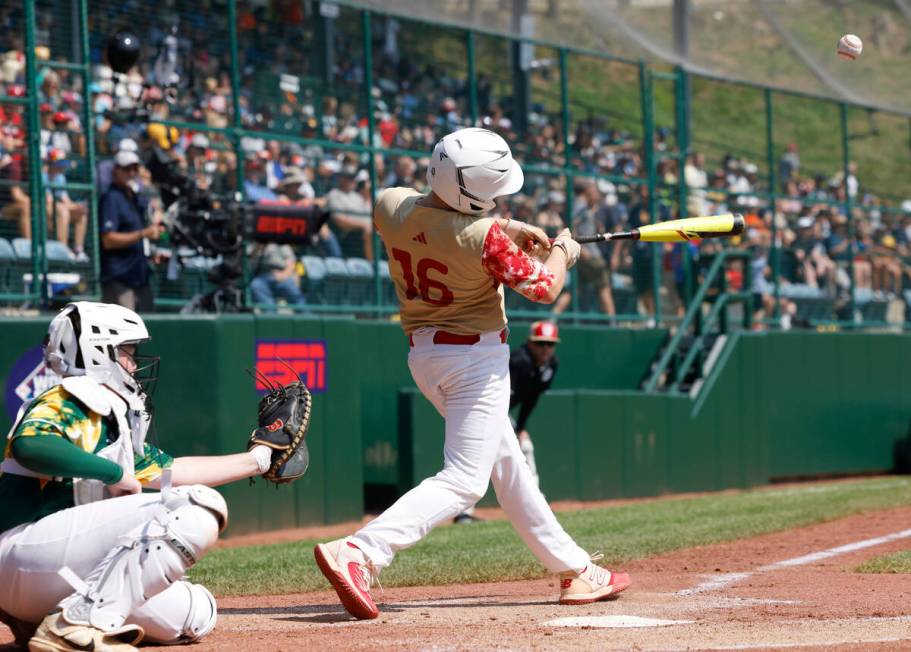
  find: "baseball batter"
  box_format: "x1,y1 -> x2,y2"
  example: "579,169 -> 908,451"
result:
315,128 -> 631,620
0,301 -> 279,651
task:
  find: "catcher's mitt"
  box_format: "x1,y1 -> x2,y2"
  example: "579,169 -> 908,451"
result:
247,380 -> 312,484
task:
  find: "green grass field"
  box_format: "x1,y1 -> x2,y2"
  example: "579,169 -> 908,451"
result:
856,549 -> 911,574
191,476 -> 911,596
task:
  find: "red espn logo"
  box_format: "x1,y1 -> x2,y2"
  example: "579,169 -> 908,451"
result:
255,216 -> 309,237
255,340 -> 327,393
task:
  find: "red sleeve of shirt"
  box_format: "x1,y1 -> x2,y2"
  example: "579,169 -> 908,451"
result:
481,222 -> 555,301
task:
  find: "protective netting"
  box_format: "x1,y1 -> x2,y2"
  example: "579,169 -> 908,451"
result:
359,0 -> 911,112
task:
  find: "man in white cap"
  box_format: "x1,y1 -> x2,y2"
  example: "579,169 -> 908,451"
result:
97,138 -> 140,196
98,150 -> 164,312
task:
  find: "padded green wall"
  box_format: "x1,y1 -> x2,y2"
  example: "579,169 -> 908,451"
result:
2,316 -> 909,536
396,332 -> 911,504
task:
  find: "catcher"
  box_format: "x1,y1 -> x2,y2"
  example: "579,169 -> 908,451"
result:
0,301 -> 311,651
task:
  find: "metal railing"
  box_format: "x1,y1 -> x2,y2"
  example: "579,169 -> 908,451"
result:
644,249 -> 752,393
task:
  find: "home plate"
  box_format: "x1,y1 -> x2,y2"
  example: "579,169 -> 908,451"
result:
544,615 -> 693,628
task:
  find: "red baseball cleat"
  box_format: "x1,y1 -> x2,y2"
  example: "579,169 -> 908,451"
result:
558,554 -> 631,605
314,538 -> 380,619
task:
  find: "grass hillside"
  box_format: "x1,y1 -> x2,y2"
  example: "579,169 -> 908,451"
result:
359,0 -> 911,203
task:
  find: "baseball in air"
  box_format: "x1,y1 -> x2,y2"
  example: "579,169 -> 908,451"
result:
837,34 -> 863,60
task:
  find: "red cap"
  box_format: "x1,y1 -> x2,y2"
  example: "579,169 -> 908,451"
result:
52,111 -> 69,123
528,321 -> 560,343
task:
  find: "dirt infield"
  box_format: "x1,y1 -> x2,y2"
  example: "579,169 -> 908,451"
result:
3,505 -> 910,651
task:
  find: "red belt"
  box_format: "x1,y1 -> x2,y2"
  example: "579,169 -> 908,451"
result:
409,329 -> 508,347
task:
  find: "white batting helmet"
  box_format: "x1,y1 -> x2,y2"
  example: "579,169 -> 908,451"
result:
426,128 -> 524,214
45,301 -> 156,412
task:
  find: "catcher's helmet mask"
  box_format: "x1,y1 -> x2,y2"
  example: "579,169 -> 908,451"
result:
44,302 -> 160,414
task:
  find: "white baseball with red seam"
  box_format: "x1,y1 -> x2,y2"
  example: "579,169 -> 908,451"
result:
837,34 -> 862,60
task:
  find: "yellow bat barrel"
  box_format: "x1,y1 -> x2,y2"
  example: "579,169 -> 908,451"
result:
636,213 -> 745,242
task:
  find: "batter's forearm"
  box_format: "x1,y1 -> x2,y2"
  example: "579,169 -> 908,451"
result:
10,436 -> 123,484
163,453 -> 261,488
538,250 -> 569,303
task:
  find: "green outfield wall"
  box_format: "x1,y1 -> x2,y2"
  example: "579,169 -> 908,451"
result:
1,317 -> 908,536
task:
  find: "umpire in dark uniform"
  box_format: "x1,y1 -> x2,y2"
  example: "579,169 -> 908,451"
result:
454,320 -> 560,524
509,320 -> 560,487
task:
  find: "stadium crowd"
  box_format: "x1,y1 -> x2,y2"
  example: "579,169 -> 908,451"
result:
1,1 -> 910,324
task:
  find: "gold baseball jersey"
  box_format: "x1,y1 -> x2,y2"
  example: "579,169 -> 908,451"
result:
374,187 -> 507,335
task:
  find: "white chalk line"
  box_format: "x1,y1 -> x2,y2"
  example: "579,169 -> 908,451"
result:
678,527 -> 911,596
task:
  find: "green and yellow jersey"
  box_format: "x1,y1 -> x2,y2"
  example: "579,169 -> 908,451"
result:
0,385 -> 173,533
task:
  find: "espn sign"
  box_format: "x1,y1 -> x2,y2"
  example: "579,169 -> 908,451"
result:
254,340 -> 327,393
253,215 -> 309,238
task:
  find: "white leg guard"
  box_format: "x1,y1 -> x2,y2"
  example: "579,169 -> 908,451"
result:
520,437 -> 540,487
58,485 -> 227,632
129,581 -> 217,644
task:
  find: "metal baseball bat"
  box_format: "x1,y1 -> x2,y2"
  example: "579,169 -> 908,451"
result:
573,213 -> 745,244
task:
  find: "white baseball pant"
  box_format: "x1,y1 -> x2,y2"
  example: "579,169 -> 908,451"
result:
352,328 -> 590,573
0,488 -> 221,643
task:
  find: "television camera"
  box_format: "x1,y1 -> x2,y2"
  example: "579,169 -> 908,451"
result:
104,30 -> 330,313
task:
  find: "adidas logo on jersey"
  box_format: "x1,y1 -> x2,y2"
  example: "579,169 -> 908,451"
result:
412,232 -> 427,244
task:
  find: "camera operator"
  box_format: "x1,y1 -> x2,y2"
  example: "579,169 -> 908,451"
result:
99,150 -> 164,312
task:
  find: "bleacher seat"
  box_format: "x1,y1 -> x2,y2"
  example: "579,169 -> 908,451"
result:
780,283 -> 825,299
45,240 -> 75,262
322,257 -> 350,304
852,287 -> 874,305
377,260 -> 397,304
0,238 -> 13,293
0,238 -> 14,260
301,255 -> 328,303
793,296 -> 835,322
12,238 -> 30,259
854,288 -> 891,322
346,257 -> 374,305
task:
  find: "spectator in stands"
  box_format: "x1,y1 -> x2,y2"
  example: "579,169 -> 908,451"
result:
98,150 -> 164,312
44,149 -> 88,260
0,133 -> 29,239
185,133 -> 210,178
39,110 -> 74,161
827,213 -> 871,290
870,230 -> 903,294
684,152 -> 708,217
779,142 -> 800,191
573,181 -> 615,317
248,243 -> 305,311
243,156 -> 277,202
384,156 -> 416,189
536,190 -> 566,234
748,234 -> 796,330
595,180 -> 627,241
326,169 -> 373,260
794,215 -> 836,290
629,186 -> 656,320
